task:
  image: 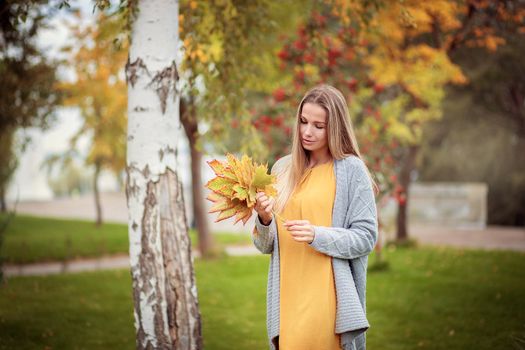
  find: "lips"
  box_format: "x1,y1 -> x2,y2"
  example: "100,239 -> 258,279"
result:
302,139 -> 315,144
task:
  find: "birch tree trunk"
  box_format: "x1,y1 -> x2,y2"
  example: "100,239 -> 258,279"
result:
125,1 -> 202,349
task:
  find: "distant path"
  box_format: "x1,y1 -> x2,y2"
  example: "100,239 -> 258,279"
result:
4,229 -> 524,277
10,192 -> 253,233
13,192 -> 525,250
409,224 -> 525,252
4,254 -> 131,277
11,192 -> 138,224
3,246 -> 261,277
4,193 -> 524,277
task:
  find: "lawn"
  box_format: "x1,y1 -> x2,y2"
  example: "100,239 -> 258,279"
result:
0,246 -> 524,349
0,215 -> 252,264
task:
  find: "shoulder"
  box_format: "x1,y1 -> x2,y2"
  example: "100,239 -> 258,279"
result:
336,154 -> 374,192
334,156 -> 377,211
337,154 -> 368,176
271,154 -> 292,176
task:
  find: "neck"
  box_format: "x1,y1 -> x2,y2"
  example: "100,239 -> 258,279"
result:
307,149 -> 332,167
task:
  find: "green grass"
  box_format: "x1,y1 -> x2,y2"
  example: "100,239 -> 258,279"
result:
367,246 -> 525,349
0,215 -> 252,264
0,269 -> 135,350
0,255 -> 269,350
0,246 -> 524,349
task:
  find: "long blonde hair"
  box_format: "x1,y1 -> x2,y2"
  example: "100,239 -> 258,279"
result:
273,84 -> 377,213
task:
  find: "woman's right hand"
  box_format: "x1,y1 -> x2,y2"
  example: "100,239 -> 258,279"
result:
254,192 -> 274,226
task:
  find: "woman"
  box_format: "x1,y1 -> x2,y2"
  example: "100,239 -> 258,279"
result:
252,84 -> 378,350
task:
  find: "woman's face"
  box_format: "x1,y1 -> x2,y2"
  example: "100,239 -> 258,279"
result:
299,102 -> 328,153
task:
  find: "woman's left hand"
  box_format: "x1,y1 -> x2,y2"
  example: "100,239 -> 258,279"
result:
284,220 -> 315,243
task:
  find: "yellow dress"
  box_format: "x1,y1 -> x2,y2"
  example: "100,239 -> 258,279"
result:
278,161 -> 341,350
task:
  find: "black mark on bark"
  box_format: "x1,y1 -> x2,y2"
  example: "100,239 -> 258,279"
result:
126,57 -> 149,88
148,61 -> 179,114
158,146 -> 176,162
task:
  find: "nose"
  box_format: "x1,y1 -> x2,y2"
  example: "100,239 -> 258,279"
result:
303,124 -> 313,137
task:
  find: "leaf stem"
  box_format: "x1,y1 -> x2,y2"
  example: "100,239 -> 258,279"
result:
272,210 -> 286,224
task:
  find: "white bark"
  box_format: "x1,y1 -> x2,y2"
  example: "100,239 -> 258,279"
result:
126,0 -> 202,349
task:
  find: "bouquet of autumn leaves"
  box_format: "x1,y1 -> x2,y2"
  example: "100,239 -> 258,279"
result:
205,154 -> 277,225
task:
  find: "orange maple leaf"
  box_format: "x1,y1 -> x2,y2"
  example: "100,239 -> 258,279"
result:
204,153 -> 277,225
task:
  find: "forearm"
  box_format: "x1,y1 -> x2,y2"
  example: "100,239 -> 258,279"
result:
252,215 -> 275,254
309,219 -> 377,259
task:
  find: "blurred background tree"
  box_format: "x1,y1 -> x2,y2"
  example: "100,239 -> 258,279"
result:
420,27 -> 525,226
53,10 -> 127,227
251,0 -> 463,243
28,0 -> 308,254
179,0 -> 309,257
250,1 -> 408,261
252,0 -> 525,243
0,133 -> 18,212
0,0 -> 62,212
4,0 -> 523,241
404,0 -> 525,230
46,158 -> 92,197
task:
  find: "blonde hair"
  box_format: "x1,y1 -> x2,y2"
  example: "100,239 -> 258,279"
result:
273,84 -> 377,213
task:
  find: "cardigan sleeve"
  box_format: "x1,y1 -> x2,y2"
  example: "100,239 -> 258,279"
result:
251,215 -> 276,254
309,158 -> 378,259
250,155 -> 290,254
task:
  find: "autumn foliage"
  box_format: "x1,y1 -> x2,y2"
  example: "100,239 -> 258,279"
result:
253,0 -> 525,206
205,154 -> 277,225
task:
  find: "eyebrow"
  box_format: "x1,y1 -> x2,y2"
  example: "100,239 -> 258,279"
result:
300,115 -> 327,125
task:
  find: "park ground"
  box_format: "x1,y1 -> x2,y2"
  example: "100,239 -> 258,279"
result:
1,243 -> 524,349
0,205 -> 524,349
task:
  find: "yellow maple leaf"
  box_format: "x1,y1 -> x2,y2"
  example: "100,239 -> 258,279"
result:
204,153 -> 277,225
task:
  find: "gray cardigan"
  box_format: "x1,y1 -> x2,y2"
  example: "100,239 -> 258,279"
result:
252,154 -> 378,350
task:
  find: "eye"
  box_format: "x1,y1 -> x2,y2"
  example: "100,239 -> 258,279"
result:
299,118 -> 307,124
315,124 -> 325,129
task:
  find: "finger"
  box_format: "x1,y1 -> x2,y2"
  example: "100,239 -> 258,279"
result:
291,231 -> 312,237
292,236 -> 313,242
286,224 -> 308,231
289,230 -> 312,238
286,225 -> 298,231
285,220 -> 309,226
288,230 -> 310,237
286,220 -> 302,225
